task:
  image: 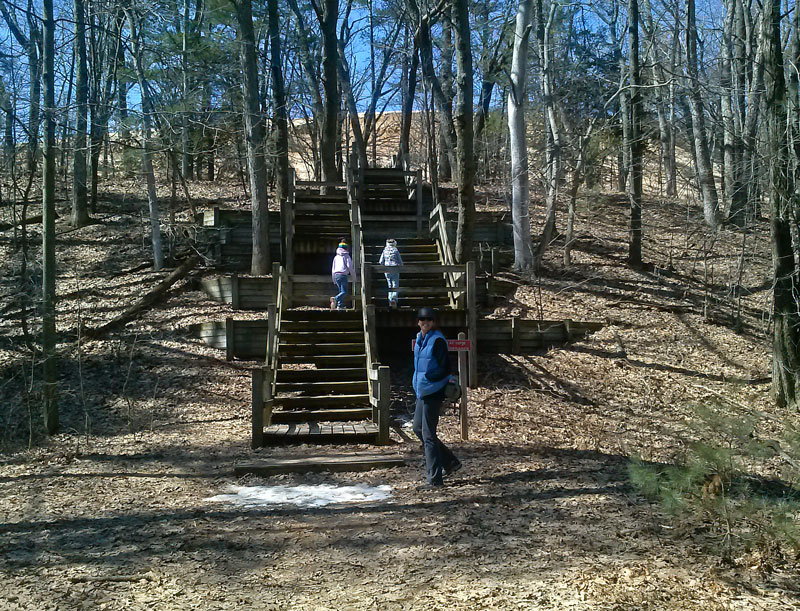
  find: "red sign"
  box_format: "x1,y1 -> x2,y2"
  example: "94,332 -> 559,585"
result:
411,339 -> 471,351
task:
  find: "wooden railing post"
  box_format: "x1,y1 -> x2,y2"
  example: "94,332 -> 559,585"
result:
511,318 -> 520,355
266,303 -> 276,368
287,168 -> 295,275
251,367 -> 264,449
231,273 -> 240,310
363,263 -> 372,307
466,261 -> 477,388
458,332 -> 468,440
225,317 -> 234,361
377,365 -> 390,444
415,169 -> 423,237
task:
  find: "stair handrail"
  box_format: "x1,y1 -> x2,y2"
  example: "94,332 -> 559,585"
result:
285,168 -> 296,274
347,166 -> 362,302
429,202 -> 463,309
253,262 -> 284,448
350,168 -> 390,443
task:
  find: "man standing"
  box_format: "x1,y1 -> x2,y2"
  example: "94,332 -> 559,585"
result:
412,307 -> 461,488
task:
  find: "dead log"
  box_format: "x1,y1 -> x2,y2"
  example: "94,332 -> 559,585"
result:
0,212 -> 59,232
84,255 -> 199,338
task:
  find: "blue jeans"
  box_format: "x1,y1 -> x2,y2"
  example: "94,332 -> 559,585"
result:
413,393 -> 458,485
334,274 -> 348,309
385,272 -> 399,305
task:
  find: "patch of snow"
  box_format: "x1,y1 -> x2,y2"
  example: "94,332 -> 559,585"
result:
206,484 -> 393,508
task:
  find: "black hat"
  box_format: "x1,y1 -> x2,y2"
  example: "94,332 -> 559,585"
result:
416,306 -> 437,320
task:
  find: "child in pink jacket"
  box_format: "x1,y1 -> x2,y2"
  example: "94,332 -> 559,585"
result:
331,238 -> 355,310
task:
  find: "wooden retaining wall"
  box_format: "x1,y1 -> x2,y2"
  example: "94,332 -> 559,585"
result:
191,318 -> 269,360
192,316 -> 602,359
201,275 -> 275,310
477,319 -> 603,354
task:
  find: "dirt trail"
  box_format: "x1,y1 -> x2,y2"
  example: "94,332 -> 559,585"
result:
0,180 -> 797,609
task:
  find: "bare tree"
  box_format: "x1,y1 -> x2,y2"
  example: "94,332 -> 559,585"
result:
71,0 -> 90,227
267,0 -> 288,208
125,0 -> 164,270
686,0 -> 719,229
628,0 -> 642,267
508,0 -> 533,270
42,0 -> 58,433
232,0 -> 270,273
452,0 -> 475,263
532,0 -> 560,271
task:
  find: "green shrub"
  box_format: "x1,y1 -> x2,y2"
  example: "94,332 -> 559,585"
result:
629,401 -> 800,563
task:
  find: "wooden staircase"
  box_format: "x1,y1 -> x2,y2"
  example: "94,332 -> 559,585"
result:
265,309 -> 377,441
363,237 -> 450,310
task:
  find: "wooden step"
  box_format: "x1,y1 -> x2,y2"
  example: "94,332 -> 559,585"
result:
294,202 -> 349,212
279,354 -> 367,366
275,368 -> 367,382
282,309 -> 361,321
260,422 -> 379,445
270,407 -> 372,423
279,331 -> 364,343
274,394 -> 370,409
234,453 -> 405,476
275,380 -> 368,394
279,343 -> 365,356
281,320 -> 363,332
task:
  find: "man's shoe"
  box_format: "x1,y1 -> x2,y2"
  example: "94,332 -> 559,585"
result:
444,460 -> 462,476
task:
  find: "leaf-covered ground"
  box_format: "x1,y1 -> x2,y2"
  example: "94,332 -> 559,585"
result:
1,177 -> 797,610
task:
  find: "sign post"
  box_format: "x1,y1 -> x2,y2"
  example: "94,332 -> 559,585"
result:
457,332 -> 469,440
414,335 -> 471,440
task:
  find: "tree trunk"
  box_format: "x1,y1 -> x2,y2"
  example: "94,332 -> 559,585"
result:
126,4 -> 164,271
319,0 -> 339,182
267,0 -> 288,208
42,0 -> 58,434
181,0 -> 193,180
71,0 -> 90,227
338,42 -> 369,169
627,0 -> 643,267
397,30 -> 418,169
233,0 -> 270,274
763,0 -> 800,408
508,0 -> 534,271
452,0 -> 475,263
90,13 -> 123,212
533,0 -> 560,271
406,0 -> 459,171
642,0 -> 676,197
438,15 -> 454,181
686,0 -> 720,229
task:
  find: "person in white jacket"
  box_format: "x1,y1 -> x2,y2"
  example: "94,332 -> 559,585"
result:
378,238 -> 403,308
331,238 -> 355,310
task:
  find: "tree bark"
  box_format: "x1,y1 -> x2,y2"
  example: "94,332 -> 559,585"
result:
452,0 -> 475,263
233,0 -> 270,274
71,0 -> 90,227
42,0 -> 58,434
318,0 -> 339,182
686,0 -> 720,229
533,0 -> 560,271
628,0 -> 642,267
267,0 -> 288,209
126,3 -> 164,271
763,0 -> 799,408
508,0 -> 533,271
438,14 -> 454,181
397,30 -> 418,169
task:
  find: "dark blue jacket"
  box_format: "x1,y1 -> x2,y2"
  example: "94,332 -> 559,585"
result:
413,330 -> 450,398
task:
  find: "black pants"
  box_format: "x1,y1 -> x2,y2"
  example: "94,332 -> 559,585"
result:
413,393 -> 458,485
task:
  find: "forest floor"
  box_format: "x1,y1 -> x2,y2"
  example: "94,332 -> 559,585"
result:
1,176 -> 798,610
